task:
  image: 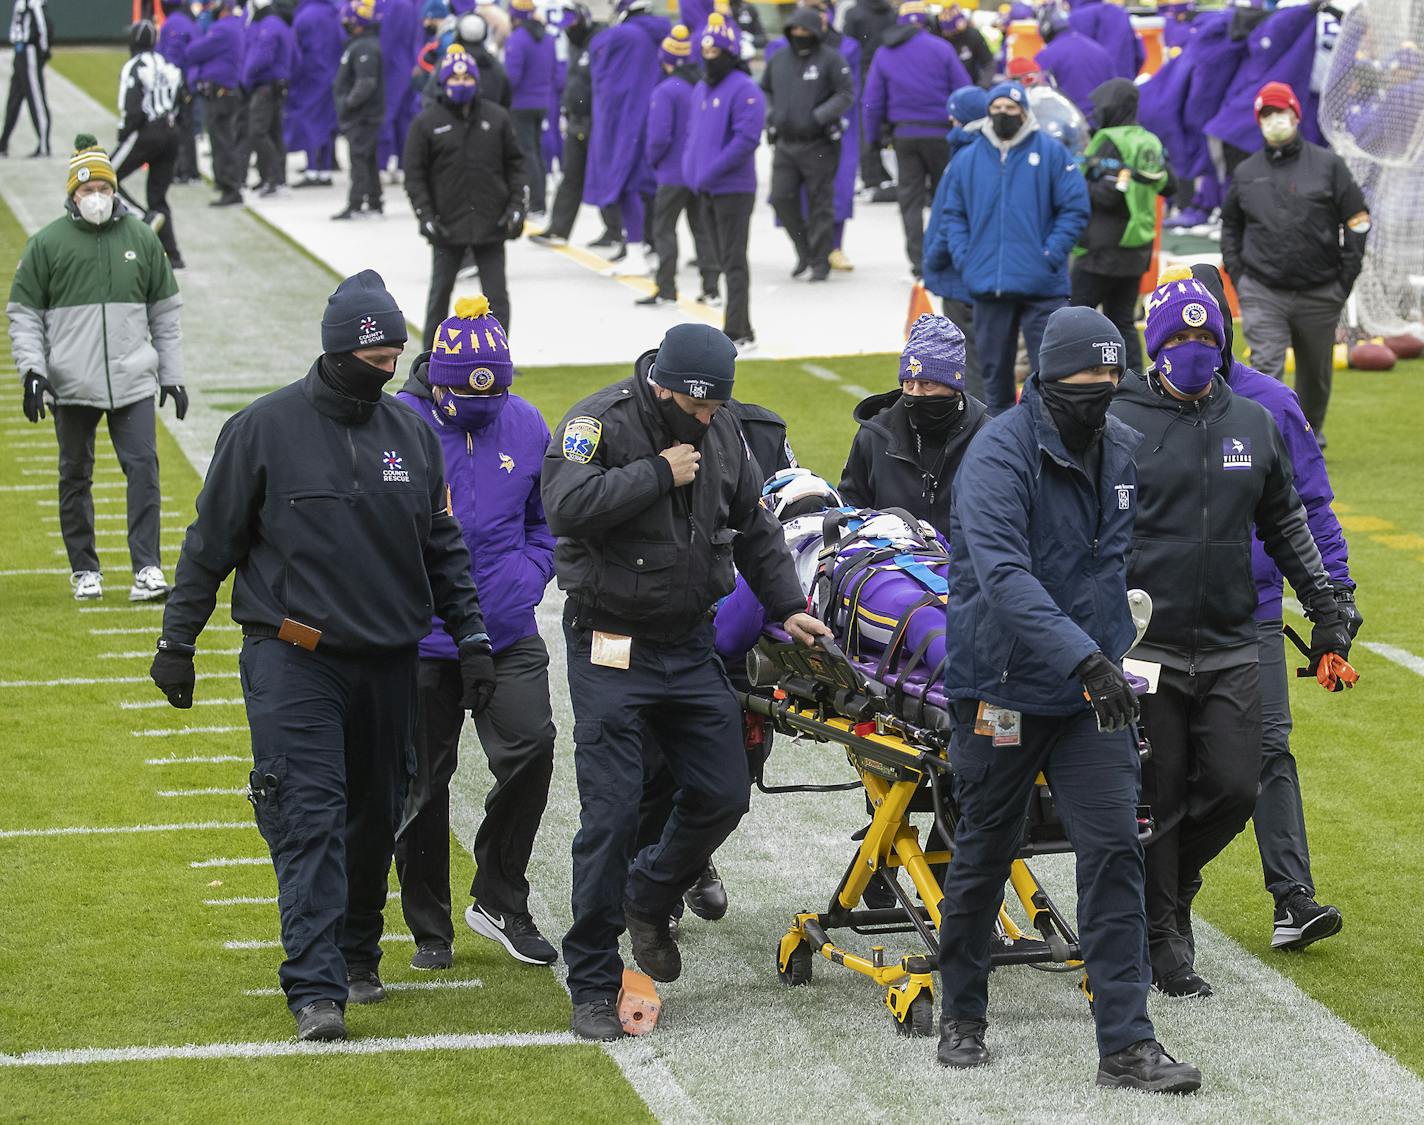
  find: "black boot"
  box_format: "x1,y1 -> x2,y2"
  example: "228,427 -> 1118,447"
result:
683,861 -> 728,921
346,965 -> 387,1004
1096,1039 -> 1202,1094
1153,966 -> 1213,998
623,903 -> 681,982
571,997 -> 625,1041
295,1000 -> 347,1041
937,1018 -> 989,1069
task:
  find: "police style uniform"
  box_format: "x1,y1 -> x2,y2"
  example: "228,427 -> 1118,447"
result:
541,326 -> 805,1015
154,272 -> 486,1030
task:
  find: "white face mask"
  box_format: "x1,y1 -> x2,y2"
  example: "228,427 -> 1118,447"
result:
1261,113 -> 1297,146
77,192 -> 114,226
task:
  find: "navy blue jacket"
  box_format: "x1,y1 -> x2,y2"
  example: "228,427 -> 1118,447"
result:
945,377 -> 1142,715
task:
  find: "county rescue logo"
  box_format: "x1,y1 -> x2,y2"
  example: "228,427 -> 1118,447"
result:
357,315 -> 385,347
382,450 -> 410,482
563,416 -> 602,463
1222,437 -> 1252,471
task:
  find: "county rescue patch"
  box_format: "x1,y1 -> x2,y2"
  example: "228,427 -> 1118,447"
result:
562,416 -> 602,463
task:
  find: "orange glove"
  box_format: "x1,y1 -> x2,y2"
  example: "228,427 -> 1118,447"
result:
1314,652 -> 1359,693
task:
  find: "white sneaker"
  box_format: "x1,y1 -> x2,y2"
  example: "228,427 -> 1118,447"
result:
602,245 -> 649,277
71,570 -> 103,600
129,566 -> 170,602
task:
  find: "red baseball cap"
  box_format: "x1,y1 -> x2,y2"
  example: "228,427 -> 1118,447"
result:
1254,81 -> 1301,120
1007,56 -> 1042,84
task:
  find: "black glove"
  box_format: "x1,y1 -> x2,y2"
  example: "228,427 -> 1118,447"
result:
1075,651 -> 1140,733
500,206 -> 526,241
150,639 -> 197,709
22,372 -> 52,423
1307,609 -> 1353,675
417,216 -> 449,244
458,636 -> 497,718
160,384 -> 189,420
1331,582 -> 1363,639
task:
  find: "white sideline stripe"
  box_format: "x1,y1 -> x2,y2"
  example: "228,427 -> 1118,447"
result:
33,497 -> 175,506
156,787 -> 247,798
190,856 -> 268,868
225,934 -> 415,950
43,510 -> 183,522
55,546 -> 184,558
146,755 -> 247,766
0,568 -> 71,576
1359,642 -> 1424,677
102,647 -> 240,660
0,481 -> 131,492
0,820 -> 250,840
243,978 -> 482,997
208,891 -> 398,907
52,529 -> 184,539
78,604 -> 166,613
132,725 -> 246,738
21,467 -> 127,476
800,362 -> 867,402
0,1030 -> 578,1068
97,626 -> 238,636
123,697 -> 245,710
0,672 -> 237,687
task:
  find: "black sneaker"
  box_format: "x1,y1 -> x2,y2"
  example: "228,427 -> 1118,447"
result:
571,997 -> 625,1041
295,999 -> 347,1041
465,903 -> 557,965
346,966 -> 386,1004
1153,967 -> 1213,998
587,231 -> 619,248
167,251 -> 186,270
791,256 -> 809,279
210,191 -> 242,207
683,861 -> 728,921
623,904 -> 681,982
937,1018 -> 989,1069
529,231 -> 569,246
331,207 -> 357,221
809,265 -> 830,282
1272,890 -> 1343,950
1096,1039 -> 1202,1094
411,941 -> 454,971
635,293 -> 676,307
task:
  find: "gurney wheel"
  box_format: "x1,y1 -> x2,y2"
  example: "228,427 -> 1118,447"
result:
893,993 -> 934,1038
778,941 -> 812,987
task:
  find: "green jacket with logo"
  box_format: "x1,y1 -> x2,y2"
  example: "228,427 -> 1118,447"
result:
7,201 -> 182,410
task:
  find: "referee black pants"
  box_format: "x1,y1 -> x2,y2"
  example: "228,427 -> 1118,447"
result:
114,121 -> 181,260
0,45 -> 50,154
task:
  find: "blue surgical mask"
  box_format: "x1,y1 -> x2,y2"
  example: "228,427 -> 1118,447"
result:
1157,340 -> 1219,396
438,388 -> 507,431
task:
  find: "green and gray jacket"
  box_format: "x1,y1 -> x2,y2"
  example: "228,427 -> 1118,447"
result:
7,199 -> 182,410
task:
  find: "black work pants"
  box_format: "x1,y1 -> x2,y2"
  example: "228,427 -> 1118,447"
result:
939,705 -> 1154,1058
344,120 -> 382,211
0,44 -> 49,153
700,191 -> 755,342
649,183 -> 717,299
973,294 -> 1065,415
240,637 -> 419,1014
1140,661 -> 1262,979
1253,619 -> 1316,903
770,137 -> 839,273
1071,265 -> 1144,374
175,94 -> 199,179
546,119 -> 588,239
52,398 -> 161,575
246,83 -> 287,187
941,297 -> 984,402
561,618 -> 750,1004
892,135 -> 948,275
511,107 -> 547,213
113,121 -> 181,260
204,91 -> 246,195
423,240 -> 509,349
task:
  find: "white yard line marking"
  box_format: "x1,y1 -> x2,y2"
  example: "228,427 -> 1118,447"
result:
225,934 -> 415,950
0,672 -> 237,688
51,528 -> 185,539
55,547 -> 184,558
78,604 -> 167,613
207,891 -> 398,907
20,467 -> 127,477
801,362 -> 872,402
190,856 -> 267,868
0,820 -> 251,840
123,697 -> 245,710
156,787 -> 246,798
98,626 -> 238,636
1359,642 -> 1424,677
146,755 -> 247,766
0,1030 -> 579,1068
32,497 -> 176,506
42,510 -> 183,522
0,568 -> 72,576
102,647 -> 240,660
132,725 -> 247,738
0,481 -> 131,493
243,978 -> 482,997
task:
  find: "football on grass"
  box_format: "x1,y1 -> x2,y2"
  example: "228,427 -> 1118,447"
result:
1350,341 -> 1397,370
1384,334 -> 1424,360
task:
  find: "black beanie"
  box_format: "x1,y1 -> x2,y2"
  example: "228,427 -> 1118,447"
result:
1037,306 -> 1125,381
650,324 -> 738,401
321,270 -> 409,353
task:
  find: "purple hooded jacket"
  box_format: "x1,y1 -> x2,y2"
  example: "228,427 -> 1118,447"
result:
863,24 -> 970,142
1035,29 -> 1116,118
241,8 -> 297,88
396,360 -> 556,660
683,66 -> 764,195
377,0 -> 421,165
585,12 -> 671,205
646,68 -> 699,187
1204,5 -> 1323,155
187,11 -> 246,91
506,20 -> 558,111
1137,10 -> 1238,179
157,6 -> 199,77
285,0 -> 343,157
1068,0 -> 1144,81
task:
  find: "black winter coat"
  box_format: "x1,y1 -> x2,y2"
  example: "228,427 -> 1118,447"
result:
334,32 -> 384,131
541,356 -> 805,643
727,399 -> 795,483
403,95 -> 528,246
843,0 -> 896,70
1221,138 -> 1368,294
762,34 -> 855,141
838,388 -> 990,535
1109,371 -> 1335,670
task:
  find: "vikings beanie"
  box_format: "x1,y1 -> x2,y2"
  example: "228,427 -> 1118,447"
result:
1037,306 -> 1126,381
321,270 -> 408,353
1143,264 -> 1226,359
428,295 -> 514,388
700,12 -> 739,55
900,314 -> 967,390
67,134 -> 117,196
651,324 -> 738,400
661,24 -> 693,68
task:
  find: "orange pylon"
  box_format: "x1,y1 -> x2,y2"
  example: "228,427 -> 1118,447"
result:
905,282 -> 934,339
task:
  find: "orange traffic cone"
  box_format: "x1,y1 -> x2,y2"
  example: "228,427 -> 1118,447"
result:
618,968 -> 661,1035
905,282 -> 934,339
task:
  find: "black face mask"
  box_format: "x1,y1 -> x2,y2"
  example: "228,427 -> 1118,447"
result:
565,22 -> 591,48
789,35 -> 816,56
320,351 -> 395,403
902,392 -> 963,437
990,111 -> 1022,141
1039,380 -> 1115,452
705,52 -> 739,85
655,393 -> 711,446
